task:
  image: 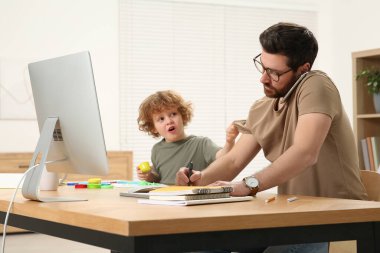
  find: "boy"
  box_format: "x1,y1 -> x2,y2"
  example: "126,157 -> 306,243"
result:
137,90 -> 238,185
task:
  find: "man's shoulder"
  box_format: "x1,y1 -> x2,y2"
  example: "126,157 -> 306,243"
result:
302,70 -> 336,87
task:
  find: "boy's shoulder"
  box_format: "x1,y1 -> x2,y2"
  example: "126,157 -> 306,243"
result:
152,135 -> 210,149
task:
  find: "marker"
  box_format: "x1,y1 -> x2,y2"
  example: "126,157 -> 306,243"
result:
287,197 -> 298,202
265,196 -> 276,203
187,161 -> 193,186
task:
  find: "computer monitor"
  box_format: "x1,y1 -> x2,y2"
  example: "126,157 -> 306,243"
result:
22,51 -> 108,202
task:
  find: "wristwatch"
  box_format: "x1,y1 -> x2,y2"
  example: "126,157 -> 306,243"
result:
243,176 -> 260,196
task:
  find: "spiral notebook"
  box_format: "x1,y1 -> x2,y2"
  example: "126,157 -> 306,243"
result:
148,186 -> 233,196
149,192 -> 230,201
138,196 -> 253,206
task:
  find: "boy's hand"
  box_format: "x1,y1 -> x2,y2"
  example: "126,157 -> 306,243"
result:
136,165 -> 157,182
176,167 -> 202,186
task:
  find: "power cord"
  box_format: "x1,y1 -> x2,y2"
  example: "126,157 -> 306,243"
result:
1,161 -> 56,253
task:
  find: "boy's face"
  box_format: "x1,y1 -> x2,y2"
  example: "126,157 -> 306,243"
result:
152,107 -> 186,143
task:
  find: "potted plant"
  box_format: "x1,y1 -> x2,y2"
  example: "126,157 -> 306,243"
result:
356,68 -> 380,113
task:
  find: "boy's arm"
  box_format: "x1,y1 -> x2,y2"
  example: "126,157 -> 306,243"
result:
215,124 -> 239,159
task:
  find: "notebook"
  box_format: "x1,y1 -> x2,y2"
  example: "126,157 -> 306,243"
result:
138,196 -> 253,206
149,192 -> 230,201
148,186 -> 233,196
119,185 -> 166,198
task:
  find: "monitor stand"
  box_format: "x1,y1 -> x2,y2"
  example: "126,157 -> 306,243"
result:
21,117 -> 87,202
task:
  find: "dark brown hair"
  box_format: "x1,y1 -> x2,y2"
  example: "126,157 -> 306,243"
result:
259,22 -> 318,70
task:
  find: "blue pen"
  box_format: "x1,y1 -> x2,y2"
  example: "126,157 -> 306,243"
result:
187,161 -> 193,186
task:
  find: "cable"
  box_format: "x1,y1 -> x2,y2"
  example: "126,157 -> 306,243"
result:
1,163 -> 38,253
1,160 -> 57,253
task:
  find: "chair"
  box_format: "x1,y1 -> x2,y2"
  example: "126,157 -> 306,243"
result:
329,170 -> 380,253
360,170 -> 380,201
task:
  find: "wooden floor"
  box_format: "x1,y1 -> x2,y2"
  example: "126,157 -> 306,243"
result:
2,233 -> 108,252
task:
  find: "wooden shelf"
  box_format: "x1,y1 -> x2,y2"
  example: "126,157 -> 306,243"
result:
353,48 -> 380,170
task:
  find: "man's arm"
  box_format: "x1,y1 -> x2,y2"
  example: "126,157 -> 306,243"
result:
254,112 -> 332,191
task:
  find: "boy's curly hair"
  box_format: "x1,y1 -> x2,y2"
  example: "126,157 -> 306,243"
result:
137,90 -> 193,138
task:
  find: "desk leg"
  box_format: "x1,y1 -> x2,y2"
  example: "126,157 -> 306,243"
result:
357,222 -> 380,253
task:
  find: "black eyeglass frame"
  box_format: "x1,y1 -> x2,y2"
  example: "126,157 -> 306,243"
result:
253,54 -> 293,82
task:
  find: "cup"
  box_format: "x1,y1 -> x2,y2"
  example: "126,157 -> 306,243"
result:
139,162 -> 151,173
40,166 -> 59,191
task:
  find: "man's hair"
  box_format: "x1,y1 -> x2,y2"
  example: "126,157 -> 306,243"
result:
259,22 -> 318,70
137,90 -> 193,138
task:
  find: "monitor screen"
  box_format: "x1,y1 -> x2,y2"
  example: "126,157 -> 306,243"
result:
22,51 -> 108,202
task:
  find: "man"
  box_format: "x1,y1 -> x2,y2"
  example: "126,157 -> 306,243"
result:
176,22 -> 368,253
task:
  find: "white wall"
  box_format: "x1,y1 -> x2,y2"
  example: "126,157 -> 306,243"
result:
0,0 -> 120,152
1,0 -> 380,154
329,0 -> 380,121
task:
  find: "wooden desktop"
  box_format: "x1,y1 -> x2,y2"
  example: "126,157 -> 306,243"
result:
0,186 -> 380,252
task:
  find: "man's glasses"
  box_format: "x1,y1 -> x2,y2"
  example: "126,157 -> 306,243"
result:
253,54 -> 293,82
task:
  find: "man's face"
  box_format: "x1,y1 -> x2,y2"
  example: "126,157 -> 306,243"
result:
259,51 -> 298,98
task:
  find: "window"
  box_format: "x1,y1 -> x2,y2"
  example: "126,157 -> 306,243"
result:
119,0 -> 317,182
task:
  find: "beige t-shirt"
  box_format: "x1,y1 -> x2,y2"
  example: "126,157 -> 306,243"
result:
245,70 -> 368,200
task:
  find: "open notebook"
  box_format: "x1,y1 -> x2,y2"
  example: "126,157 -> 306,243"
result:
120,185 -> 233,199
138,196 -> 253,206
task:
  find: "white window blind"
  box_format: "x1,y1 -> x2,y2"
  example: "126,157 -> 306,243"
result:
119,0 -> 317,182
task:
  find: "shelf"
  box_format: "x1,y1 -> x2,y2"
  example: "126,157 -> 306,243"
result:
357,114 -> 380,119
353,48 -> 380,170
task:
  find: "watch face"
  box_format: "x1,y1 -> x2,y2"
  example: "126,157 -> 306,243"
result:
245,176 -> 259,188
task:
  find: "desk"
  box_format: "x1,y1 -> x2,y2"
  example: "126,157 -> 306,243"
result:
1,187 -> 380,253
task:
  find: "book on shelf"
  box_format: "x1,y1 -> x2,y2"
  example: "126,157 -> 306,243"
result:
366,137 -> 375,171
371,136 -> 380,170
361,137 -> 380,171
149,192 -> 230,201
138,196 -> 253,206
361,138 -> 370,170
148,186 -> 233,196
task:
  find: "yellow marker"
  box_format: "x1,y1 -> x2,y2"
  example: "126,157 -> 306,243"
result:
88,178 -> 101,184
139,161 -> 151,173
265,196 -> 276,203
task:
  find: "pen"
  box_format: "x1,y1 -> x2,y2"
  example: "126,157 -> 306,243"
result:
265,196 -> 276,203
287,197 -> 298,202
187,161 -> 193,186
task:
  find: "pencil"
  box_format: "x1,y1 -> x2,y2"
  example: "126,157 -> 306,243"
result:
265,196 -> 276,203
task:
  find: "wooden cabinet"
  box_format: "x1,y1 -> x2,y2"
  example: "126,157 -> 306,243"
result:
0,150 -> 133,233
352,48 -> 380,170
0,151 -> 133,180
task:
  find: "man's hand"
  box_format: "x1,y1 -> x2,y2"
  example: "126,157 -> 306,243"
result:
176,167 -> 202,186
209,180 -> 251,196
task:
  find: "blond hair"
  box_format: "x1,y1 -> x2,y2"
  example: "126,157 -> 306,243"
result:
137,90 -> 193,137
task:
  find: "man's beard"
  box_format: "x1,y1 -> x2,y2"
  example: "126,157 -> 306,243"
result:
265,75 -> 298,98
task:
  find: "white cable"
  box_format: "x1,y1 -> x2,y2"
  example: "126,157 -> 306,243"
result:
1,163 -> 38,253
1,160 -> 57,253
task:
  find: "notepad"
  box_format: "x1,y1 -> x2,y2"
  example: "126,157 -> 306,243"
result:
119,185 -> 166,198
138,196 -> 253,206
149,192 -> 230,201
148,186 -> 233,196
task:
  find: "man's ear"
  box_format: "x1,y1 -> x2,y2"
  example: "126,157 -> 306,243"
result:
300,62 -> 311,73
